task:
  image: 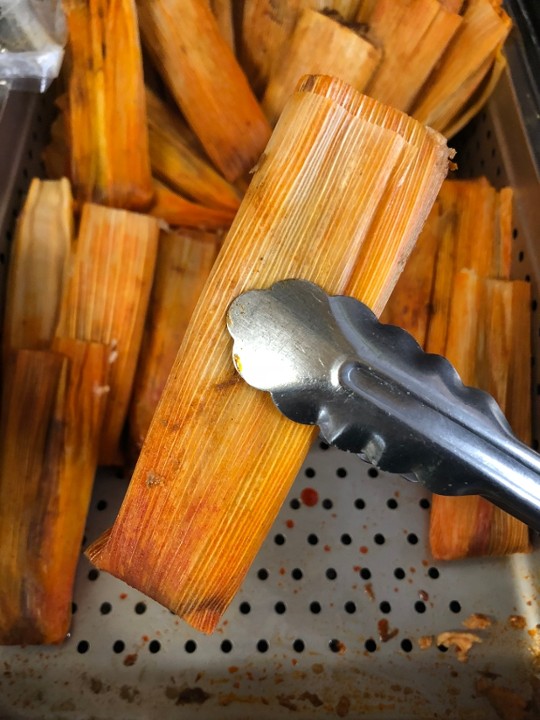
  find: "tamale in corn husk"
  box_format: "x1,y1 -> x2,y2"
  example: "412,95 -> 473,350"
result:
365,0 -> 462,112
56,203 -> 159,465
429,271 -> 531,559
0,341 -> 109,644
145,89 -> 242,212
87,75 -> 451,633
262,9 -> 381,125
149,181 -> 236,230
412,0 -> 511,134
129,229 -> 221,451
208,0 -> 235,49
63,0 -> 153,209
137,0 -> 271,181
3,178 -> 73,360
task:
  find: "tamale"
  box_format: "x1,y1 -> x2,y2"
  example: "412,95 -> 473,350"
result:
129,229 -> 221,451
412,0 -> 511,133
64,0 -> 153,209
3,178 -> 73,359
87,75 -> 451,633
366,0 -> 462,112
145,90 -> 242,212
56,203 -> 159,465
208,0 -> 235,49
149,180 -> 236,230
262,9 -> 381,125
0,341 -> 109,644
137,0 -> 271,182
429,271 -> 531,559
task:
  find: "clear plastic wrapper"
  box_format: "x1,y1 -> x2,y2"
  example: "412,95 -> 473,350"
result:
0,0 -> 66,92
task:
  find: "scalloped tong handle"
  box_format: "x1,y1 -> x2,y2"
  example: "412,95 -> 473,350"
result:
226,279 -> 540,531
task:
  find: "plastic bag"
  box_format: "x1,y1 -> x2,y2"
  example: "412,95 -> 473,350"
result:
0,0 -> 66,92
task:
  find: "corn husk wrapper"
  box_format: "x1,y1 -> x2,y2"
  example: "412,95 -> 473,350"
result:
87,75 -> 451,633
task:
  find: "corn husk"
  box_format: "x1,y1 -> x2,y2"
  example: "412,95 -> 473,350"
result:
145,89 -> 242,212
64,0 -> 153,209
366,0 -> 462,112
137,0 -> 271,182
429,271 -> 531,559
208,0 -> 235,49
87,75 -> 451,633
129,229 -> 221,451
262,9 -> 381,124
56,203 -> 159,465
0,341 -> 109,644
149,180 -> 236,230
412,0 -> 511,134
3,178 -> 73,360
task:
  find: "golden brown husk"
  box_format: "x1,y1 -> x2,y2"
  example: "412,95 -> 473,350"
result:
87,76 -> 451,633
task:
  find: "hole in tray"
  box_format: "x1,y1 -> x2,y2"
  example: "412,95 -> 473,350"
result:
360,568 -> 371,580
134,602 -> 146,615
532,299 -> 538,312
307,533 -> 319,545
274,601 -> 286,614
292,568 -> 303,580
368,468 -> 379,478
386,498 -> 398,510
77,640 -> 89,654
305,467 -> 316,478
149,640 -> 161,654
290,498 -> 300,509
293,639 -> 305,653
96,499 -> 107,511
394,568 -> 406,580
0,253 -> 5,265
239,602 -> 251,614
113,640 -> 125,654
310,601 -> 322,615
274,533 -> 286,546
257,568 -> 269,581
364,639 -> 377,653
326,568 -> 337,580
449,600 -> 462,613
340,533 -> 352,545
415,601 -> 427,614
374,533 -> 385,545
428,567 -> 440,580
354,499 -> 366,510
71,602 -> 77,614
322,498 -> 333,509
87,569 -> 99,581
379,601 -> 391,614
257,639 -> 269,653
319,441 -> 330,450
184,640 -> 197,653
344,601 -> 356,614
336,467 -> 347,478
407,533 -> 419,545
437,644 -> 449,653
100,602 -> 112,615
220,640 -> 232,654
518,250 -> 524,262
329,639 -> 343,653
419,498 -> 430,510
400,639 -> 413,653
513,227 -> 519,240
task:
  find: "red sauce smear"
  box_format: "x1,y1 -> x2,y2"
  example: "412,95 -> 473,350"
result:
360,546 -> 369,554
324,545 -> 331,552
119,593 -> 128,599
285,519 -> 295,529
377,619 -> 399,643
300,487 -> 319,506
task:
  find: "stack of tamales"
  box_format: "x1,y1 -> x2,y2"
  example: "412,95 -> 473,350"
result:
0,0 -> 527,645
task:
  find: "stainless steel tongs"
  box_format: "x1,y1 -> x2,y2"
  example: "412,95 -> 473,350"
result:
226,279 -> 540,531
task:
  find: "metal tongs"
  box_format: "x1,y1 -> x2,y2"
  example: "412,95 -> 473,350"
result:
226,279 -> 540,531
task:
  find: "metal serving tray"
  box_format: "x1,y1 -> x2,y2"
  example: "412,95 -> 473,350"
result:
0,35 -> 539,720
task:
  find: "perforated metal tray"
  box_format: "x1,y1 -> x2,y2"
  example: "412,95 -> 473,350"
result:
0,54 -> 539,719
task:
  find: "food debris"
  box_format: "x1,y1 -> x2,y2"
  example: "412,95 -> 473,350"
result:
336,695 -> 351,717
123,654 -> 137,666
418,589 -> 429,602
364,582 -> 375,601
378,619 -> 398,643
417,635 -> 433,650
300,487 -> 319,506
475,677 -> 530,720
176,687 -> 211,705
285,519 -> 294,528
462,613 -> 492,630
299,691 -> 324,707
508,615 -> 527,629
436,632 -> 482,662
